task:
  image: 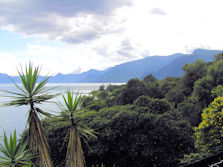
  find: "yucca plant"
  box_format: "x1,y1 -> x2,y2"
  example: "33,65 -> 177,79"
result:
3,63 -> 57,167
92,163 -> 104,167
56,90 -> 97,167
0,130 -> 36,167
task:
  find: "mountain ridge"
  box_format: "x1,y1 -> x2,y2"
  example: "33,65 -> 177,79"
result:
0,49 -> 222,83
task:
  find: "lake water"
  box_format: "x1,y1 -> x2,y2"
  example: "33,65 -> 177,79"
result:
0,83 -> 123,138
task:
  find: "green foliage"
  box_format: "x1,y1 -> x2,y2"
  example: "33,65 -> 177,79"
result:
159,77 -> 179,95
184,152 -> 212,164
117,78 -> 147,105
207,60 -> 223,86
56,90 -> 97,139
211,85 -> 223,98
182,59 -> 207,96
165,84 -> 185,106
28,52 -> 223,166
214,53 -> 223,62
144,82 -> 164,99
87,108 -> 194,167
106,84 -> 121,93
133,95 -> 172,114
55,90 -> 97,167
143,74 -> 157,83
3,64 -> 57,108
99,85 -> 105,91
133,95 -> 152,107
192,58 -> 223,107
3,63 -> 56,167
45,104 -> 194,167
177,96 -> 202,126
193,75 -> 213,107
210,159 -> 223,167
195,96 -> 223,153
0,130 -> 36,167
92,163 -> 105,167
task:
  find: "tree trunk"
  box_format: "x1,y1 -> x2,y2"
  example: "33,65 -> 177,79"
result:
29,110 -> 52,167
66,126 -> 85,167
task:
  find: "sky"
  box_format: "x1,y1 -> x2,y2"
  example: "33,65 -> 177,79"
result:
0,0 -> 223,76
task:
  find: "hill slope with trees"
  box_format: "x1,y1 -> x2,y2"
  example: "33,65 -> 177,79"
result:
2,52 -> 223,166
42,52 -> 223,166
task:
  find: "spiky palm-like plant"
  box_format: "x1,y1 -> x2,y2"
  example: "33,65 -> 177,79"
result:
3,63 -> 57,167
56,90 -> 96,167
0,130 -> 36,167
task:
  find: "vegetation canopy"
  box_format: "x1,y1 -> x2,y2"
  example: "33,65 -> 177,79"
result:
2,52 -> 223,166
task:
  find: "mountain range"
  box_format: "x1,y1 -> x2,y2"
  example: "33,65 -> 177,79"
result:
0,49 -> 222,83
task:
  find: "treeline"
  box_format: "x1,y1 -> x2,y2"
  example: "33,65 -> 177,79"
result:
44,53 -> 223,167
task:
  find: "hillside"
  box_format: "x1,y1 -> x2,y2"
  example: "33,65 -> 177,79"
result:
50,49 -> 223,82
154,49 -> 220,79
0,49 -> 222,83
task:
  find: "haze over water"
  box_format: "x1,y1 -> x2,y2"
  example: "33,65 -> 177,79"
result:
0,83 -> 123,137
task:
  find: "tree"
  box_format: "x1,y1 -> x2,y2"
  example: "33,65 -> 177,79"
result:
207,60 -> 223,86
159,77 -> 179,95
177,95 -> 202,126
83,107 -> 194,167
117,79 -> 147,105
165,84 -> 185,106
55,90 -> 97,167
211,85 -> 223,98
3,63 -> 57,167
133,95 -> 152,108
44,104 -> 194,167
144,82 -> 164,99
193,75 -> 213,107
214,53 -> 223,62
106,84 -> 121,93
0,130 -> 36,167
195,96 -> 223,153
182,60 -> 207,96
143,74 -> 157,83
133,95 -> 172,114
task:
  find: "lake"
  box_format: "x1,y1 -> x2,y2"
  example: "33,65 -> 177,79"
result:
0,83 -> 123,137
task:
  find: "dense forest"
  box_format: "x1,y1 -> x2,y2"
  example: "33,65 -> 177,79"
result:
1,53 -> 223,167
40,53 -> 223,166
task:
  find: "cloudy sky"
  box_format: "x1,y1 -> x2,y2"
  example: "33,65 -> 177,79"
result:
0,0 -> 223,75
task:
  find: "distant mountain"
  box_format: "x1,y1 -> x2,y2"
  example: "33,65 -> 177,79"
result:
0,73 -> 20,83
153,49 -> 222,79
0,49 -> 222,83
50,49 -> 222,82
49,68 -> 111,83
94,55 -> 179,82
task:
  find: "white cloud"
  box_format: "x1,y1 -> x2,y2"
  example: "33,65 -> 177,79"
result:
0,0 -> 223,75
0,52 -> 19,75
0,0 -> 132,43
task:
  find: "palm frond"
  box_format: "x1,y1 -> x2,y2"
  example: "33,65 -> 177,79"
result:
0,130 -> 37,167
56,90 -> 97,137
35,107 -> 54,117
2,62 -> 56,167
78,126 -> 98,139
32,76 -> 50,96
55,90 -> 98,167
2,63 -> 58,107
